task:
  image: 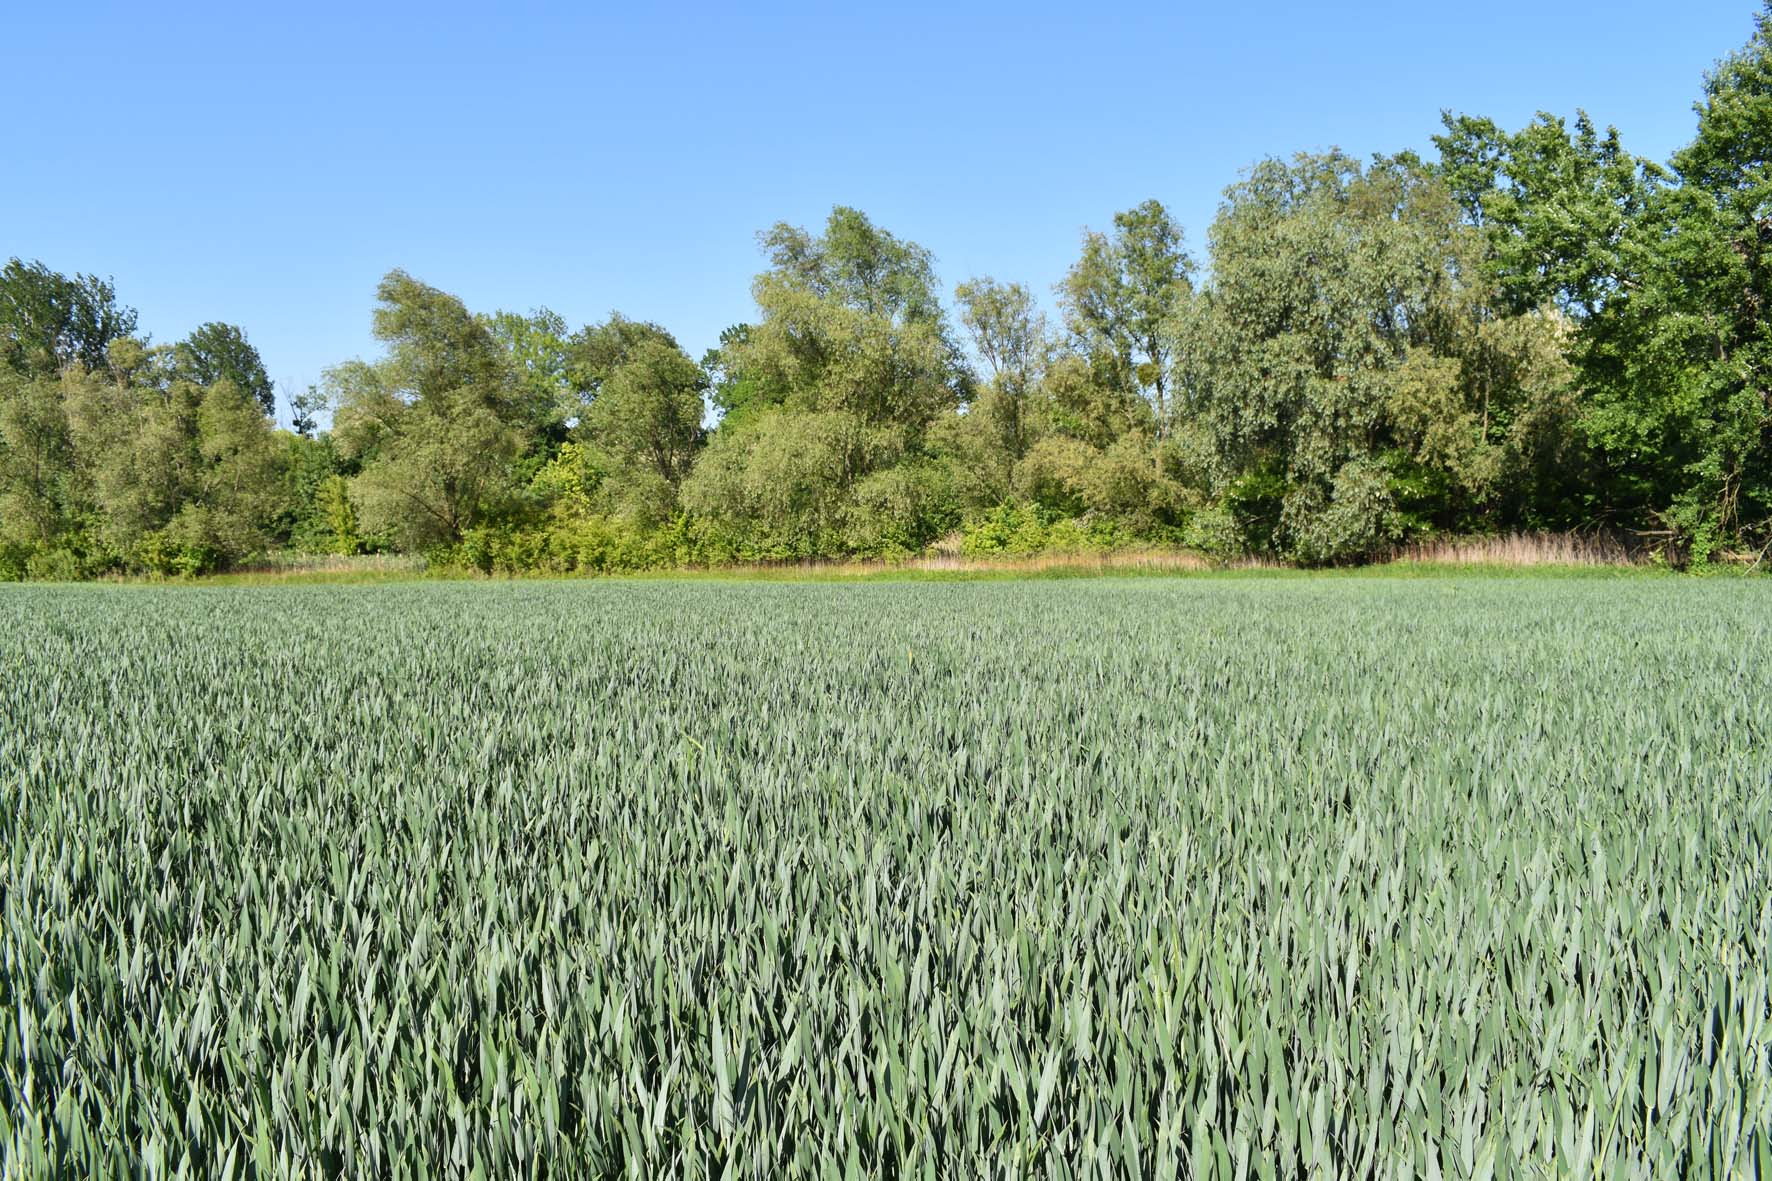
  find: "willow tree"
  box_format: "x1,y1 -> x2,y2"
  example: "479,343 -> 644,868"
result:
1178,151 -> 1575,562
1057,200 -> 1193,435
329,271 -> 528,550
685,207 -> 968,555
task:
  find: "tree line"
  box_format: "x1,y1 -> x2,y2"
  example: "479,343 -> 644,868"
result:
6,8 -> 1772,576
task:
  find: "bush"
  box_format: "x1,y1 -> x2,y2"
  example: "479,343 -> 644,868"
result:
0,540 -> 31,581
960,503 -> 1130,557
845,462 -> 961,557
1283,459 -> 1405,565
960,503 -> 1054,556
1181,504 -> 1245,560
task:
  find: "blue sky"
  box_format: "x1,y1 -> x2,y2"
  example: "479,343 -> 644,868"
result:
3,1 -> 1758,420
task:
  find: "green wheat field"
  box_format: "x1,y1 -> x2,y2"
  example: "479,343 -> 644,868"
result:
4,577 -> 1769,1178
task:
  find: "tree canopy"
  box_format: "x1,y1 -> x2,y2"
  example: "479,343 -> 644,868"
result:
6,6 -> 1772,576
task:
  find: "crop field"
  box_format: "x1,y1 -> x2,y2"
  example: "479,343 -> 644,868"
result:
3,577 -> 1770,1178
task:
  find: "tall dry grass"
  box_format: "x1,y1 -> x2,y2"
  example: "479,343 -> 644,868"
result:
700,549 -> 1227,580
1385,531 -> 1638,567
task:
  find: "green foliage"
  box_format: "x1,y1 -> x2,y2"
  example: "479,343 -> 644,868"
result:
0,373 -> 77,553
1283,456 -> 1405,564
1179,502 -> 1243,559
0,258 -> 138,378
1434,111 -> 1665,317
1175,151 -> 1576,561
566,314 -> 684,416
1058,199 -> 1193,427
760,205 -> 947,326
5,579 -> 1768,1174
350,393 -> 523,550
702,323 -> 766,428
1647,6 -> 1772,555
844,460 -> 961,556
955,276 -> 1049,402
316,476 -> 360,555
0,356 -> 290,575
283,434 -> 347,552
369,270 -> 515,409
173,322 -> 275,416
1431,10 -> 1772,558
690,208 -> 971,555
440,513 -> 725,575
326,273 -> 542,550
483,307 -> 574,432
958,501 -> 1124,555
581,336 -> 707,508
685,409 -> 880,557
13,6 -> 1772,575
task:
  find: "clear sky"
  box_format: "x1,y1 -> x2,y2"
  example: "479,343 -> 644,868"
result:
3,1 -> 1759,420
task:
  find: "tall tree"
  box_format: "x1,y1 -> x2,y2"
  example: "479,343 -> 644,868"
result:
1434,111 -> 1665,318
581,337 -> 708,521
1634,3 -> 1772,555
0,373 -> 77,553
717,206 -> 967,427
566,315 -> 684,409
0,259 -> 138,378
1437,6 -> 1772,559
953,277 -> 1051,467
955,277 -> 1048,398
369,270 -> 513,405
1180,151 -> 1573,560
484,308 -> 574,436
329,271 -> 529,547
760,205 -> 947,325
173,322 -> 275,416
350,393 -> 521,550
686,207 -> 967,554
1057,200 -> 1193,432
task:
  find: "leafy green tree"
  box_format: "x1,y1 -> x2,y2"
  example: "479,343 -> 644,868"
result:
683,408 -> 881,557
359,269 -> 540,430
1438,6 -> 1772,559
1034,353 -> 1151,451
101,336 -> 177,393
760,205 -> 948,325
1432,107 -> 1684,534
952,277 -> 1051,472
1435,111 -> 1664,318
1624,4 -> 1772,556
282,432 -> 350,551
719,207 -> 968,427
703,324 -> 768,429
0,373 -> 76,552
316,476 -> 360,554
956,278 -> 1048,396
289,384 -> 325,438
844,460 -> 960,556
1057,200 -> 1193,432
325,358 -> 404,465
173,323 -> 275,415
0,259 -> 139,378
64,373 -> 200,554
485,308 -> 574,435
351,392 -> 522,550
688,207 -> 968,552
566,315 -> 684,413
194,379 -> 285,541
581,337 -> 707,520
328,271 -> 530,548
0,370 -> 123,577
45,358 -> 290,571
1179,151 -> 1573,561
2,357 -> 288,574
